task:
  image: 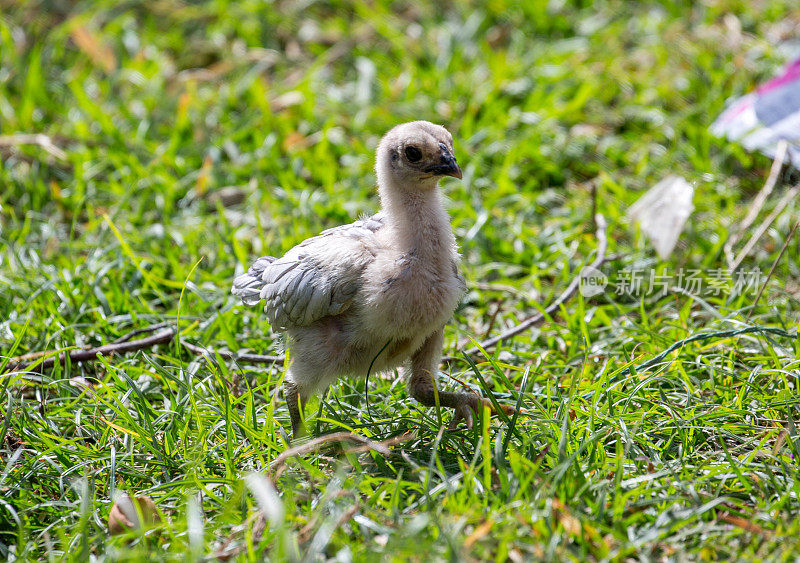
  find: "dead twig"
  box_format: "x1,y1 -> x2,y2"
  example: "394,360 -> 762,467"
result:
746,221 -> 799,320
2,328 -> 176,374
2,325 -> 285,375
471,282 -> 531,299
455,213 -> 609,359
725,140 -> 787,268
0,133 -> 68,161
111,321 -> 171,344
0,320 -> 171,367
179,340 -> 283,364
343,431 -> 414,454
731,182 -> 800,271
269,432 -> 409,476
718,512 -> 769,537
481,299 -> 505,340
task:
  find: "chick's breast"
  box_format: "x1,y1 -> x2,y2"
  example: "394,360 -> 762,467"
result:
359,244 -> 464,342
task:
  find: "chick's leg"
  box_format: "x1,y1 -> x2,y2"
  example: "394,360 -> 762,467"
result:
285,379 -> 308,440
408,328 -> 482,428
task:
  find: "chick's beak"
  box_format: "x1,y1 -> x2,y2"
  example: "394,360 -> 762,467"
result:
443,154 -> 463,179
426,146 -> 462,179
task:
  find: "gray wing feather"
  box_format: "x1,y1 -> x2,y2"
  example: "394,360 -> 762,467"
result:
232,213 -> 385,328
232,256 -> 276,305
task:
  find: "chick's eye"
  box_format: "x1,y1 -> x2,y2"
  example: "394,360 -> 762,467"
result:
404,146 -> 422,162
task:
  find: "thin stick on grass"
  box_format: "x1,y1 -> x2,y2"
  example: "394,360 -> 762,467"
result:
0,133 -> 68,161
731,182 -> 800,271
746,221 -> 799,320
268,431 -> 412,476
724,140 -> 787,268
178,340 -> 283,364
718,512 -> 769,537
456,213 -> 609,358
2,322 -> 173,368
111,322 -> 172,344
1,326 -> 284,375
2,328 -> 176,374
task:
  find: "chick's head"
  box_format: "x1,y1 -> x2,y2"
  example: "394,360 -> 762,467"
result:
376,121 -> 461,189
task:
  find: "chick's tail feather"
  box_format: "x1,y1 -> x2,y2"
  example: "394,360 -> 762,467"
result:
232,256 -> 276,306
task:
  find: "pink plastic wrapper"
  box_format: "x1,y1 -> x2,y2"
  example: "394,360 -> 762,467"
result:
711,57 -> 800,168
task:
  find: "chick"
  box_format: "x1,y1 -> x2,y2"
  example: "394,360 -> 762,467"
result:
233,121 -> 482,438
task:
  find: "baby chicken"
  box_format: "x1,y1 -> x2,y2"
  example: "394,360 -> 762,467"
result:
233,121 -> 482,438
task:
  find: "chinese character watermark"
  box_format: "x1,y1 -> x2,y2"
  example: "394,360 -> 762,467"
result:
579,268 -> 763,298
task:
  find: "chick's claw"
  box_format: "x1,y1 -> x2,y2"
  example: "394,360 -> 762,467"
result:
449,398 -> 478,429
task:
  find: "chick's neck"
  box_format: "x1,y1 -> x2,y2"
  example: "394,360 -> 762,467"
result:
378,179 -> 454,263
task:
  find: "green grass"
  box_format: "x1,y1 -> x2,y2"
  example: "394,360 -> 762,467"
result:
2,0 -> 800,560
